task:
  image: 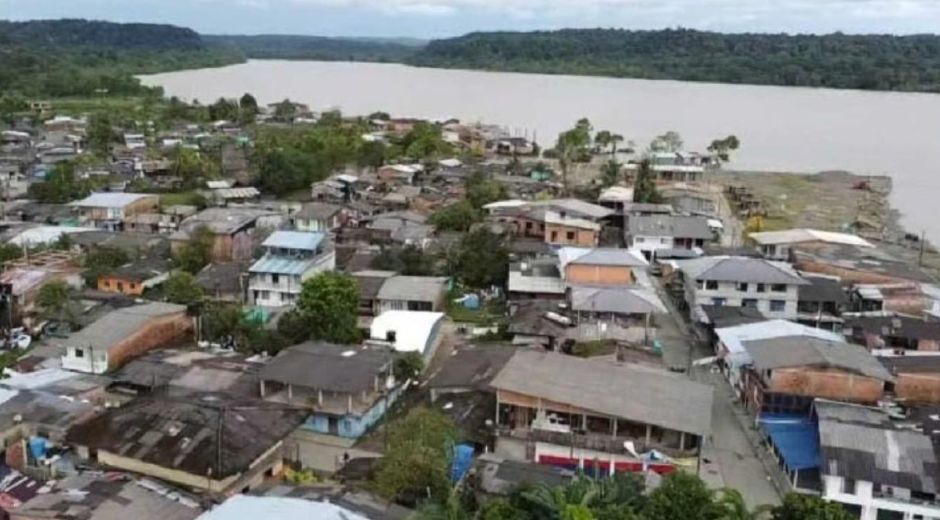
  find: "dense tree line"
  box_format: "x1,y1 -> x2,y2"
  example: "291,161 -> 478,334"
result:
204,34 -> 423,62
0,19 -> 243,97
409,28 -> 940,92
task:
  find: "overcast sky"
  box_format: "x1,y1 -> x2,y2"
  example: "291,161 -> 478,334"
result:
4,0 -> 940,38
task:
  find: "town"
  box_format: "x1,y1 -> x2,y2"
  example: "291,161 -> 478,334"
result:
0,95 -> 936,520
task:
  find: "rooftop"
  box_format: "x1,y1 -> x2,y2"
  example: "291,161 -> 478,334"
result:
196,495 -> 368,520
677,256 -> 808,285
558,247 -> 648,270
70,192 -> 156,208
569,285 -> 666,315
66,302 -> 188,353
490,350 -> 713,436
742,336 -> 894,381
294,202 -> 343,221
715,319 -> 844,358
261,230 -> 325,252
427,344 -> 515,391
259,342 -> 390,394
749,228 -> 873,248
627,214 -> 714,240
376,275 -> 448,303
369,311 -> 445,354
172,207 -> 279,238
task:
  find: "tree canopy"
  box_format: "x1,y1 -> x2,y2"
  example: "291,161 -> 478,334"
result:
375,408 -> 458,504
295,272 -> 361,344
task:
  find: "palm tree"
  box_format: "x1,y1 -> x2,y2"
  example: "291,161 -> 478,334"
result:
714,489 -> 773,520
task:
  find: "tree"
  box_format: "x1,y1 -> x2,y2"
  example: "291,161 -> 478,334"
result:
81,246 -> 129,285
453,228 -> 509,289
394,351 -> 424,381
296,272 -> 360,344
0,243 -> 22,266
274,98 -> 298,121
172,147 -> 218,188
401,122 -> 452,160
372,245 -> 437,276
28,161 -> 93,203
430,201 -> 480,232
466,172 -> 508,209
651,131 -> 683,153
594,130 -> 612,154
632,159 -> 662,203
374,407 -> 458,504
643,472 -> 719,520
707,135 -> 741,163
770,494 -> 852,520
37,280 -> 76,323
164,272 -> 204,305
358,140 -> 387,170
276,309 -> 314,345
208,97 -> 239,121
600,159 -> 622,187
555,118 -> 592,195
238,93 -> 259,124
175,225 -> 214,274
87,113 -> 115,156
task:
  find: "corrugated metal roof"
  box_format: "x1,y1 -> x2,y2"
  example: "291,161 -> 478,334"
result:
742,336 -> 894,381
66,302 -> 188,353
677,256 -> 808,285
749,229 -> 873,248
70,192 -> 156,208
558,247 -> 648,269
262,231 -> 324,251
569,286 -> 666,315
249,255 -> 319,276
196,495 -> 367,520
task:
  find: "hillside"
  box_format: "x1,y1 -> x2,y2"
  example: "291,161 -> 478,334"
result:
205,34 -> 424,63
0,19 -> 244,98
408,28 -> 940,92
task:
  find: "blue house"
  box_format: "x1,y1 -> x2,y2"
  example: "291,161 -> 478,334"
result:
258,341 -> 400,439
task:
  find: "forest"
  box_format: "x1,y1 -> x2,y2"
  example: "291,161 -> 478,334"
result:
408,28 -> 940,92
204,34 -> 424,62
0,19 -> 244,97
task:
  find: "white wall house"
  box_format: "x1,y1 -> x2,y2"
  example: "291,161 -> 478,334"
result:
248,231 -> 335,308
677,256 -> 807,321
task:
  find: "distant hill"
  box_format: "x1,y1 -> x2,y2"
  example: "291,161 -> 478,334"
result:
407,28 -> 940,92
205,34 -> 425,63
0,19 -> 243,98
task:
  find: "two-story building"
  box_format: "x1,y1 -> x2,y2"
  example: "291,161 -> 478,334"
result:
248,231 -> 335,308
677,256 -> 808,321
557,247 -> 648,286
625,214 -> 717,260
70,192 -> 159,231
749,228 -> 874,261
291,202 -> 344,233
259,342 -> 398,440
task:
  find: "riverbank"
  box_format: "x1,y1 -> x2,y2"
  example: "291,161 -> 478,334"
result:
714,169 -> 940,279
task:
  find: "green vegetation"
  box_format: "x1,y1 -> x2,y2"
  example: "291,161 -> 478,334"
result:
164,272 -> 204,305
174,226 -> 215,274
81,246 -> 130,286
371,245 -> 438,276
0,19 -> 243,98
204,34 -> 424,62
409,28 -> 940,92
394,352 -> 425,381
450,228 -> 509,289
633,159 -> 662,204
27,162 -> 98,204
296,272 -> 361,344
36,280 -> 78,323
374,407 -> 458,504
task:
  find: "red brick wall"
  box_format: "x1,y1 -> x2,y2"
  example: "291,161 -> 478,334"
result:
107,313 -> 193,371
896,373 -> 940,404
768,368 -> 884,404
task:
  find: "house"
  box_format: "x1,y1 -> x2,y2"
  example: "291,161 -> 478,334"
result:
171,207 -> 283,262
195,495 -> 369,520
211,187 -> 261,205
568,286 -> 666,325
61,302 -> 192,375
0,261 -> 83,326
557,247 -> 648,286
124,212 -> 178,234
713,319 -> 845,392
748,228 -> 874,261
659,183 -> 721,217
196,262 -> 248,303
427,344 -> 515,403
791,241 -> 933,288
508,258 -> 566,300
797,275 -> 848,331
815,400 -> 940,520
70,193 -> 159,230
66,395 -> 306,494
97,258 -> 171,296
377,164 -> 422,185
879,356 -> 940,404
739,336 -> 893,413
10,473 -> 203,520
544,211 -> 601,247
291,202 -> 344,233
843,313 -> 940,352
351,270 -> 396,316
374,275 -> 448,314
109,348 -> 262,398
490,350 -> 713,475
625,214 -> 716,259
677,256 -> 808,321
485,199 -> 613,247
259,342 -> 397,439
248,231 -> 335,308
369,310 -> 445,361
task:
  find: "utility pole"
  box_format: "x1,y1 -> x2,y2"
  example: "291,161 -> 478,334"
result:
919,230 -> 927,267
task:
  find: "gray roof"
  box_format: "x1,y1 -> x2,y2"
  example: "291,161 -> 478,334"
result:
532,199 -> 614,220
295,202 -> 342,221
259,342 -> 390,394
799,276 -> 848,304
816,400 -> 940,494
427,345 -> 515,391
559,247 -> 648,268
71,192 -> 156,208
67,302 -> 188,353
627,214 -> 713,239
353,271 -> 397,300
66,394 -> 306,479
569,286 -> 666,315
742,336 -> 894,381
677,256 -> 808,285
262,230 -> 325,251
172,207 -> 279,238
490,350 -> 713,435
376,275 -> 448,302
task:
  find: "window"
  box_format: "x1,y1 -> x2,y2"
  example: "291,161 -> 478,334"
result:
771,283 -> 787,292
550,231 -> 558,242
272,273 -> 280,284
770,300 -> 786,312
74,348 -> 85,358
756,283 -> 766,293
742,299 -> 758,309
705,280 -> 719,290
842,478 -> 856,495
116,282 -> 123,292
712,298 -> 727,306
525,221 -> 533,230
261,291 -> 271,299
566,231 -> 575,241
736,282 -> 749,292
635,237 -> 645,244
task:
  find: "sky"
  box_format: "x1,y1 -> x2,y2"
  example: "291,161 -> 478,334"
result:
3,0 -> 940,38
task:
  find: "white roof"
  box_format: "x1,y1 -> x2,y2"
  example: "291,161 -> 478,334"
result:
438,158 -> 462,168
196,495 -> 367,520
483,199 -> 528,210
1,368 -> 78,390
544,211 -> 601,231
70,192 -> 155,208
10,225 -> 95,247
370,311 -> 444,354
206,180 -> 234,189
749,228 -> 873,248
598,186 -> 634,203
715,319 -> 844,368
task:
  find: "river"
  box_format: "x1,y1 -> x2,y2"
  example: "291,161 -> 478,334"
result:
139,59 -> 940,242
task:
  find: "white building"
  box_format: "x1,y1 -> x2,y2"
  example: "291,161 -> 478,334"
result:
676,256 -> 808,321
748,228 -> 874,261
369,310 -> 445,362
248,231 -> 335,308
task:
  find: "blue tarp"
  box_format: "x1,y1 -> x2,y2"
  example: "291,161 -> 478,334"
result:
759,414 -> 820,471
451,443 -> 475,482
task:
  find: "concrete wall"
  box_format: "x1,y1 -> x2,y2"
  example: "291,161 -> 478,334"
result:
97,275 -> 145,296
96,450 -> 240,492
686,279 -> 799,320
545,224 -> 597,247
301,385 -> 404,439
769,368 -> 884,404
822,474 -> 940,520
565,264 -> 633,285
